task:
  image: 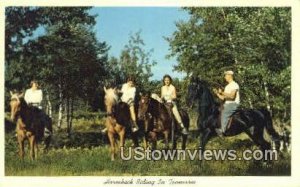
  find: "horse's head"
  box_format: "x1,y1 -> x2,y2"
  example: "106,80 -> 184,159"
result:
138,92 -> 151,120
187,77 -> 204,107
10,91 -> 24,122
103,86 -> 119,114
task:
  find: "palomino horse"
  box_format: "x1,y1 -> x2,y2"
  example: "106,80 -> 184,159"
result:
138,92 -> 189,150
103,87 -> 138,160
187,77 -> 281,158
10,92 -> 52,160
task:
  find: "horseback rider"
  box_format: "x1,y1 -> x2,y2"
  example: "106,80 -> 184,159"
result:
213,70 -> 240,136
121,76 -> 139,132
23,80 -> 52,138
161,75 -> 188,135
102,76 -> 139,133
24,80 -> 43,109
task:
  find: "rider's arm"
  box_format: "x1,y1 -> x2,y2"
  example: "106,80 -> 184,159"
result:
24,89 -> 30,103
171,86 -> 177,100
160,87 -> 164,99
215,92 -> 225,101
222,90 -> 237,101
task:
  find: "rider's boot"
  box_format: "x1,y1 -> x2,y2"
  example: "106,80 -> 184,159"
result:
215,128 -> 224,138
179,123 -> 189,135
132,120 -> 139,133
101,127 -> 108,134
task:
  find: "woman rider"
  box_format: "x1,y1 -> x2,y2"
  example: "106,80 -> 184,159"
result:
161,75 -> 188,135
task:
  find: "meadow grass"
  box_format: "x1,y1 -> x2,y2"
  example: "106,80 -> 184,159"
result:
5,115 -> 291,176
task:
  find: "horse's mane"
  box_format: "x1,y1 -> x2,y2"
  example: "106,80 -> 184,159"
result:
197,80 -> 217,107
104,88 -> 119,104
148,97 -> 170,119
151,93 -> 163,103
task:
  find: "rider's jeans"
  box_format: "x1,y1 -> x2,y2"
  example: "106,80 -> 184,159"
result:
221,103 -> 239,132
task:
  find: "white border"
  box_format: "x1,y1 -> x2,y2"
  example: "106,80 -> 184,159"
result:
1,0 -> 299,187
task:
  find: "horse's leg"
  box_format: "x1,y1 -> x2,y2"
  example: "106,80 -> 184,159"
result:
163,130 -> 169,150
245,125 -> 272,161
131,131 -> 139,148
200,128 -> 212,151
198,128 -> 213,165
44,135 -> 51,153
44,118 -> 52,152
119,127 -> 125,148
182,134 -> 188,150
143,134 -> 148,149
34,140 -> 38,160
17,132 -> 25,159
172,135 -> 177,150
149,131 -> 157,150
28,135 -> 36,160
107,131 -> 116,161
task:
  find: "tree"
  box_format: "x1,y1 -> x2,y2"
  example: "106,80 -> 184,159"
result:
167,7 -> 291,123
106,31 -> 157,92
5,7 -> 110,134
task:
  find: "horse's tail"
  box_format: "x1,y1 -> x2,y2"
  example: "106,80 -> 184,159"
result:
43,115 -> 52,151
259,108 -> 280,141
181,110 -> 190,129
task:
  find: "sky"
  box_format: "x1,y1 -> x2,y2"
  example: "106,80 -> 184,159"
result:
89,7 -> 190,80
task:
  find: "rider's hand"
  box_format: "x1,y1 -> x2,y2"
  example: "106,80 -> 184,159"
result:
218,88 -> 223,94
213,88 -> 218,95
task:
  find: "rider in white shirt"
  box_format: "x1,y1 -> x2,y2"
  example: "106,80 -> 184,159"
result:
24,80 -> 43,109
102,76 -> 139,133
121,76 -> 139,132
161,75 -> 188,135
214,70 -> 240,136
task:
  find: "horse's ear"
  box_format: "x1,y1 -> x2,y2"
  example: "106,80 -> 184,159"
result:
103,86 -> 107,93
139,92 -> 142,96
10,91 -> 13,96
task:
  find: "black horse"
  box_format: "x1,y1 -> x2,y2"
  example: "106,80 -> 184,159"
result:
187,77 -> 281,155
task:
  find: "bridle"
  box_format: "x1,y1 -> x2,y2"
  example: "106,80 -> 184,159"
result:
139,96 -> 151,120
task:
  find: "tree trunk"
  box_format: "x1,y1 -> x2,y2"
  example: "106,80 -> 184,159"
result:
248,98 -> 253,109
57,84 -> 63,128
261,61 -> 272,116
70,98 -> 74,133
66,97 -> 71,135
66,97 -> 74,136
45,92 -> 52,118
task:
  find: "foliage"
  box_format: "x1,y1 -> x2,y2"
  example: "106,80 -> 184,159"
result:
167,7 -> 291,122
5,116 -> 291,176
105,31 -> 157,92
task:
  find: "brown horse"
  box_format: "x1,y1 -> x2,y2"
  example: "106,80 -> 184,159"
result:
103,87 -> 138,160
9,92 -> 52,160
138,92 -> 189,150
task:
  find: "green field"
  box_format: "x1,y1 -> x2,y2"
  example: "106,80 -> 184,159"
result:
5,114 -> 291,176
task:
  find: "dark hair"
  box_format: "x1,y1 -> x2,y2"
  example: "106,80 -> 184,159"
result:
30,80 -> 39,87
127,76 -> 135,83
163,74 -> 173,84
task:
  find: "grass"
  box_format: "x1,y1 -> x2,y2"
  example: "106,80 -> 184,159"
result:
4,114 -> 291,176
